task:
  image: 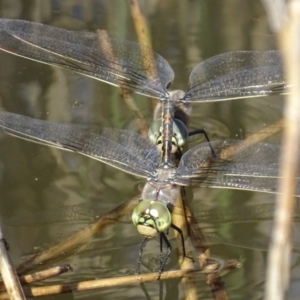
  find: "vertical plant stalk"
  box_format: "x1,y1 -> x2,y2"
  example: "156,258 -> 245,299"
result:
262,0 -> 300,299
96,29 -> 149,138
129,0 -> 159,112
172,192 -> 199,300
0,226 -> 25,299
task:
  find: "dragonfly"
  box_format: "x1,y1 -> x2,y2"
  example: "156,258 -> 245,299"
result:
0,112 -> 299,275
0,19 -> 290,160
0,19 -> 294,274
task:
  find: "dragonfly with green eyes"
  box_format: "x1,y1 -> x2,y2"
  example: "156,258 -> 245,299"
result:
0,111 -> 299,275
0,19 -> 289,157
0,19 -> 296,275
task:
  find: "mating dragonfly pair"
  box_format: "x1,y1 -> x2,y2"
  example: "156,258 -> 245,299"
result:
0,19 -> 298,276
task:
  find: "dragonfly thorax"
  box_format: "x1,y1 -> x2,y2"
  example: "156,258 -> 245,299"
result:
132,200 -> 172,238
168,90 -> 186,101
141,175 -> 180,207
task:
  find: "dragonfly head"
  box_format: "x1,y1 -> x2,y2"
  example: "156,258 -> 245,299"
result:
148,118 -> 188,153
132,200 -> 171,238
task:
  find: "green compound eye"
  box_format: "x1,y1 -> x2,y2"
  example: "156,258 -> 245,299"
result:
132,200 -> 172,238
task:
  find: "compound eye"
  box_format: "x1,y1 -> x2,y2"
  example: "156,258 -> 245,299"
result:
148,119 -> 162,145
132,200 -> 172,238
173,119 -> 188,147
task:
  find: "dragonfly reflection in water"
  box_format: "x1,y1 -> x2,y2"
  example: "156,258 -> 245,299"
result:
0,112 -> 300,275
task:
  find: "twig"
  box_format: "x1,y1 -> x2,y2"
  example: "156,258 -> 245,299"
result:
19,264 -> 72,284
0,227 -> 25,299
0,262 -> 240,299
0,265 -> 72,292
219,118 -> 284,160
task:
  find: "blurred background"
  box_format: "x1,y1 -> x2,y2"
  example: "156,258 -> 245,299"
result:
0,0 -> 298,299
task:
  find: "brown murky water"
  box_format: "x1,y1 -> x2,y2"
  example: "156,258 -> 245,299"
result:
0,1 -> 298,299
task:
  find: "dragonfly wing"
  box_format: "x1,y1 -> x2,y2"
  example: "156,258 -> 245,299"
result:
174,140 -> 300,195
0,112 -> 160,178
0,19 -> 174,99
3,202 -> 134,227
184,51 -> 289,102
9,201 -> 300,226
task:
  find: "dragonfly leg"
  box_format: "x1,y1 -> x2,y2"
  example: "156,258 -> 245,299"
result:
188,128 -> 216,157
171,223 -> 194,262
158,232 -> 172,279
160,233 -> 163,257
137,237 -> 149,274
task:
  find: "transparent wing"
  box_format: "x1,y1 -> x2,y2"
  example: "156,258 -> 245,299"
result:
5,200 -> 300,252
0,19 -> 174,98
0,112 -> 160,178
3,202 -> 133,227
5,201 -> 300,227
184,51 -> 289,102
175,140 -> 300,195
190,202 -> 300,252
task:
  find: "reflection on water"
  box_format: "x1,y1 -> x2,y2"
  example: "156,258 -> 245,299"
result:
0,0 -> 297,300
